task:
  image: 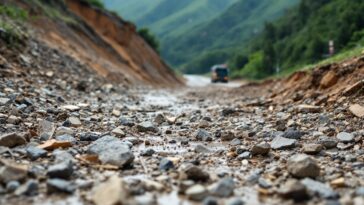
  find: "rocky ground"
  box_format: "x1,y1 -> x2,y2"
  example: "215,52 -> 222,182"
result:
2,38 -> 364,205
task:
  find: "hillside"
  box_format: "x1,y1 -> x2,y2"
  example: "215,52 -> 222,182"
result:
234,0 -> 364,79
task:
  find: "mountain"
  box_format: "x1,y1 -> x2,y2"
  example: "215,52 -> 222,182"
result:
234,0 -> 364,79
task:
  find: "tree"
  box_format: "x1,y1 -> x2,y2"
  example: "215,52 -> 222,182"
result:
138,28 -> 160,53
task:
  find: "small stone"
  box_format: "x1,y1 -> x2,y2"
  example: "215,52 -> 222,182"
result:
47,160 -> 73,179
6,181 -> 20,193
283,130 -> 304,139
330,177 -> 346,188
194,144 -> 211,153
26,146 -> 47,160
320,71 -> 338,88
92,175 -> 129,205
230,138 -> 242,146
288,154 -> 320,178
303,144 -> 323,155
349,104 -> 364,118
154,113 -> 166,124
159,158 -> 174,171
251,142 -> 270,155
203,197 -> 218,205
221,131 -> 235,141
140,148 -> 155,157
336,132 -> 354,143
0,133 -> 27,148
279,179 -> 309,202
210,178 -> 234,197
136,122 -> 159,133
301,178 -> 338,199
186,184 -> 208,201
271,136 -> 296,150
55,127 -> 74,136
343,80 -> 364,96
55,134 -> 76,143
15,180 -> 38,196
120,117 -> 134,127
195,129 -> 212,141
226,198 -> 245,205
318,136 -> 338,149
38,139 -> 72,150
181,164 -> 209,182
112,109 -> 121,117
47,179 -> 75,194
38,119 -> 56,141
0,162 -> 28,184
199,120 -> 209,128
237,152 -> 251,160
61,105 -> 80,111
0,97 -> 10,105
68,117 -> 82,127
297,105 -> 321,113
111,127 -> 125,137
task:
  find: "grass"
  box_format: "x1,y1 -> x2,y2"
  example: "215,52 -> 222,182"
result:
32,0 -> 77,24
0,5 -> 28,47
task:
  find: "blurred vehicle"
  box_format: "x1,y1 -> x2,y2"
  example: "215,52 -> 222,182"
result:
211,64 -> 229,83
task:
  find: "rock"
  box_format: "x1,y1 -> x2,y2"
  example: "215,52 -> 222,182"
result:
303,144 -> 322,155
0,162 -> 28,184
203,197 -> 218,205
154,113 -> 166,124
195,129 -> 212,141
297,105 -> 321,113
221,108 -> 236,116
55,134 -> 76,143
237,152 -> 251,160
92,175 -> 129,205
301,178 -> 338,199
26,146 -> 47,160
199,120 -> 209,128
251,142 -> 270,155
47,179 -> 75,194
279,179 -> 309,202
288,154 -> 320,178
112,109 -> 121,117
111,127 -> 125,137
15,180 -> 38,196
181,164 -> 210,182
38,139 -> 72,150
61,105 -> 80,111
0,133 -> 27,148
47,160 -> 73,179
68,116 -> 82,127
336,132 -> 354,143
318,136 -> 338,149
7,115 -> 21,124
79,132 -> 100,141
320,71 -> 338,88
136,122 -> 159,133
343,80 -> 364,96
283,130 -> 304,139
221,131 -> 235,141
355,187 -> 364,197
271,136 -> 296,150
140,148 -> 156,157
226,198 -> 245,205
349,104 -> 364,118
159,158 -> 174,171
230,138 -> 242,146
210,178 -> 234,197
6,181 -> 20,193
194,144 -> 211,153
0,97 -> 10,105
185,184 -> 208,201
55,127 -> 74,136
38,120 -> 56,141
120,117 -> 134,127
87,136 -> 134,168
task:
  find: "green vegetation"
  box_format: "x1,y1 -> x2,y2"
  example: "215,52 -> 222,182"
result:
233,0 -> 364,79
138,28 -> 160,53
0,5 -> 28,46
85,0 -> 105,9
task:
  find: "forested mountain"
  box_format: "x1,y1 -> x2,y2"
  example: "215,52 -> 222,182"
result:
233,0 -> 364,79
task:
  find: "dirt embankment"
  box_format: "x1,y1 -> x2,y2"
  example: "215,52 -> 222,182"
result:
14,0 -> 182,86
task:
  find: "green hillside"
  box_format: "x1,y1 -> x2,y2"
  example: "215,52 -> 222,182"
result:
169,0 -> 300,73
234,0 -> 364,79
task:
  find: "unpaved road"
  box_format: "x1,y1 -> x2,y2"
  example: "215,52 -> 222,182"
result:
1,67 -> 364,205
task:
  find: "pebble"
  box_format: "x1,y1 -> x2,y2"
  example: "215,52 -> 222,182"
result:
194,144 -> 211,153
47,160 -> 73,179
26,146 -> 47,160
185,184 -> 208,201
336,132 -> 354,143
195,129 -> 212,141
111,127 -> 125,137
202,197 -> 218,205
0,162 -> 28,184
251,142 -> 270,155
209,178 -> 234,197
92,175 -> 129,205
220,131 -> 235,141
15,180 -> 38,196
303,144 -> 323,155
279,179 -> 309,202
288,154 -> 320,178
226,198 -> 245,205
301,178 -> 338,199
318,136 -> 338,149
181,164 -> 210,182
159,158 -> 174,171
47,179 -> 75,194
6,181 -> 20,193
0,133 -> 27,148
68,116 -> 82,127
136,122 -> 159,133
283,130 -> 304,139
271,136 -> 296,150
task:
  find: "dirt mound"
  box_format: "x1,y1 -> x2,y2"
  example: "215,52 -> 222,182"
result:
6,0 -> 182,87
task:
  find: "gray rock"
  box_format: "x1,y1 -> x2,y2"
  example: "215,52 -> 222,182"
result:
226,198 -> 245,205
87,136 -> 134,167
230,138 -> 242,146
55,126 -> 74,137
251,142 -> 270,155
283,130 -> 304,139
140,148 -> 156,157
336,132 -> 354,143
47,179 -> 75,194
15,180 -> 38,196
136,122 -> 159,133
154,113 -> 166,124
47,160 -> 73,179
181,164 -> 210,182
0,133 -> 27,148
195,129 -> 212,141
303,144 -> 323,155
120,117 -> 134,127
237,152 -> 251,160
55,134 -> 76,143
279,179 -> 309,202
159,158 -> 174,171
288,154 -> 320,178
26,146 -> 47,160
0,97 -> 10,105
186,184 -> 208,201
0,163 -> 28,184
6,181 -> 20,193
210,178 -> 234,197
203,197 -> 218,205
38,120 -> 55,141
221,131 -> 235,141
318,136 -> 338,149
194,144 -> 211,153
271,136 -> 296,150
68,117 -> 82,127
301,178 -> 338,199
